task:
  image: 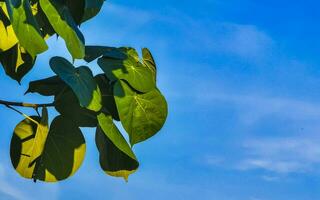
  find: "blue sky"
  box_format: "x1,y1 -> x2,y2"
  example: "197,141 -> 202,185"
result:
1,0 -> 320,199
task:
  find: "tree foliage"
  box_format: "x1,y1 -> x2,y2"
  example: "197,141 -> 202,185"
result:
0,0 -> 168,182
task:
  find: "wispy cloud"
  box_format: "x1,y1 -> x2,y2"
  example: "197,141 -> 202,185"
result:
196,91 -> 320,124
237,136 -> 320,173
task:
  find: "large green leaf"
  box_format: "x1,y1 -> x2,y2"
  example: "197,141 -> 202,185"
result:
11,114 -> 86,182
39,0 -> 85,59
96,113 -> 139,181
0,3 -> 18,52
0,44 -> 35,83
25,75 -> 66,96
97,48 -> 156,93
114,80 -> 168,145
5,0 -> 48,57
95,74 -> 120,121
55,88 -> 98,127
50,56 -> 102,112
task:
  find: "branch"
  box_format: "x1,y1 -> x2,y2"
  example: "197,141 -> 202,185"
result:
0,100 -> 54,108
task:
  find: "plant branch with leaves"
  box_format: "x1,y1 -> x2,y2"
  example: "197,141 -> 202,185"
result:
0,0 -> 168,183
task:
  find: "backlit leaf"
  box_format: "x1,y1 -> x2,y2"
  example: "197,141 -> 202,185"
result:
0,3 -> 18,52
5,0 -> 48,57
114,80 -> 168,145
39,0 -> 85,59
98,48 -> 156,93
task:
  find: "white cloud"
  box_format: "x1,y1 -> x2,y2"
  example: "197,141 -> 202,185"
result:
194,86 -> 320,125
237,136 -> 320,173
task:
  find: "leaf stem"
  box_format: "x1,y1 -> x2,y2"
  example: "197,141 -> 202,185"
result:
0,99 -> 54,108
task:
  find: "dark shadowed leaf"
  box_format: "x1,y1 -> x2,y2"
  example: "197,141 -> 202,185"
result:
81,0 -> 104,22
66,0 -> 104,24
55,88 -> 98,127
50,56 -> 102,112
0,44 -> 35,83
84,46 -> 127,63
25,75 -> 66,96
96,113 -> 139,181
95,74 -> 120,121
114,80 -> 168,145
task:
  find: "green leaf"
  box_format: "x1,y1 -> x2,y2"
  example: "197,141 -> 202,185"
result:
50,56 -> 102,112
142,48 -> 156,81
0,3 -> 18,52
85,46 -> 127,63
25,75 -> 66,96
55,88 -> 98,127
114,80 -> 168,145
5,0 -> 48,58
39,0 -> 85,59
10,114 -> 86,182
97,48 -> 156,93
96,113 -> 139,181
95,74 -> 120,121
0,44 -> 35,83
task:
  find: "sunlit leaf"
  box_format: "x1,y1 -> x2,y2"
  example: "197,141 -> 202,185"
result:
142,48 -> 156,81
114,80 -> 168,145
10,107 -> 49,180
5,0 -> 48,57
98,48 -> 156,93
10,114 -> 86,182
39,0 -> 85,59
0,3 -> 18,52
50,56 -> 102,112
96,113 -> 139,181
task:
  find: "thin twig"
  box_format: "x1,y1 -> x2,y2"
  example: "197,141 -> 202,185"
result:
0,100 -> 54,108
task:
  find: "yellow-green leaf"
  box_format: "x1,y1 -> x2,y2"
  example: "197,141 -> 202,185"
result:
39,0 -> 85,59
114,80 -> 168,145
0,3 -> 18,52
5,0 -> 48,57
10,114 -> 86,182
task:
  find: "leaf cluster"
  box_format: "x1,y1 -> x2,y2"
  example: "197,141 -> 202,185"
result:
0,0 -> 168,183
